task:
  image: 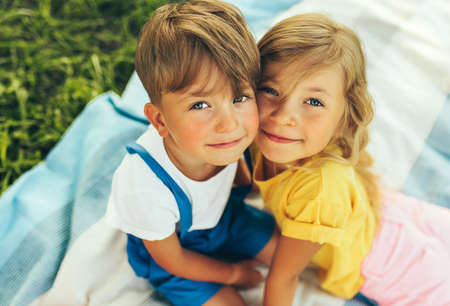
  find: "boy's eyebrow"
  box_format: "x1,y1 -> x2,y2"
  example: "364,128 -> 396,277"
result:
175,85 -> 215,100
181,79 -> 225,98
181,84 -> 252,99
185,88 -> 214,98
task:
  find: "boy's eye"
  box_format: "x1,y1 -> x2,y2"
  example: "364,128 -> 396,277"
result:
305,98 -> 323,107
258,87 -> 279,96
190,101 -> 209,110
233,95 -> 249,104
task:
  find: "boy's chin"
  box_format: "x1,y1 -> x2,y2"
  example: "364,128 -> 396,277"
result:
204,149 -> 245,166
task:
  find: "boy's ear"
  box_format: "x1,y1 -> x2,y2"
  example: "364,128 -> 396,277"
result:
144,102 -> 169,137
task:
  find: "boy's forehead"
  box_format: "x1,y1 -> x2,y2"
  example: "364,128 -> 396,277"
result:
186,66 -> 228,96
176,63 -> 249,97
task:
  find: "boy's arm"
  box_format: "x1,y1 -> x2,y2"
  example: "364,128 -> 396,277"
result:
263,235 -> 322,306
143,232 -> 263,286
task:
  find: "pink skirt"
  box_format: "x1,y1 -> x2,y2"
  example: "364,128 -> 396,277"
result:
360,191 -> 450,306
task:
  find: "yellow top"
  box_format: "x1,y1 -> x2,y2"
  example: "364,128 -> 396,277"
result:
252,148 -> 377,298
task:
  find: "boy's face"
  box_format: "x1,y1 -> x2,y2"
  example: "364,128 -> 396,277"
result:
256,60 -> 346,166
148,63 -> 258,174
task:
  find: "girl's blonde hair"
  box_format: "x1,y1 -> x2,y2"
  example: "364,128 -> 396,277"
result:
258,13 -> 380,219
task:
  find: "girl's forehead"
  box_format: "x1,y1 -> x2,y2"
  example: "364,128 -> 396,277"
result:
260,61 -> 294,86
262,58 -> 310,81
263,60 -> 343,84
262,60 -> 346,98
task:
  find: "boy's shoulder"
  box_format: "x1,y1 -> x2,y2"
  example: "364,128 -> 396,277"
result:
118,125 -> 163,172
112,126 -> 168,191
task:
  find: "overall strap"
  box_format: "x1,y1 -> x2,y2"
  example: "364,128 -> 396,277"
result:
126,142 -> 192,237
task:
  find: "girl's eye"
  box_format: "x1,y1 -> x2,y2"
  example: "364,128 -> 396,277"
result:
233,95 -> 249,104
190,101 -> 209,110
305,98 -> 323,107
258,87 -> 279,96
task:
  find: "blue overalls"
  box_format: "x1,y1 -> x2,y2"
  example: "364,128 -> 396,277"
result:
125,143 -> 275,306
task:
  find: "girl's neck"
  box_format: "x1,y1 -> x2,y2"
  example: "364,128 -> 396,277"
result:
262,157 -> 288,179
262,156 -> 311,180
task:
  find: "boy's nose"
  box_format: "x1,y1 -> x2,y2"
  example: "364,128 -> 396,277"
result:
215,108 -> 239,133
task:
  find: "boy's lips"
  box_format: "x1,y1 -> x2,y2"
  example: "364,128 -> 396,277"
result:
261,129 -> 301,144
207,137 -> 243,149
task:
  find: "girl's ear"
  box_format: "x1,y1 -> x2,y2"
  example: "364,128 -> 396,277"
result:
144,102 -> 169,137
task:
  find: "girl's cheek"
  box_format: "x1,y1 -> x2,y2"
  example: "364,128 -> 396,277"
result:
257,98 -> 270,116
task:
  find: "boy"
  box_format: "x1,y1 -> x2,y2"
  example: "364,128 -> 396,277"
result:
104,1 -> 278,305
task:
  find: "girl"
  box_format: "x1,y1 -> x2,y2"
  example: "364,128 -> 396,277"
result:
253,13 -> 450,306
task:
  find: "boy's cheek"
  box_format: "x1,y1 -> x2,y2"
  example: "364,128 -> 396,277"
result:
238,113 -> 258,141
181,126 -> 206,144
244,104 -> 260,133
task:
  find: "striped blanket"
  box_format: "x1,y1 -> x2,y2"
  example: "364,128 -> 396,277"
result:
1,0 -> 448,305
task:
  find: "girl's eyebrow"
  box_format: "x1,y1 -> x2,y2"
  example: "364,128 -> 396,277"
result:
304,86 -> 331,97
260,72 -> 278,84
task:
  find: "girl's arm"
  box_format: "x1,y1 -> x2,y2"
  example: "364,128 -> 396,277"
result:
143,232 -> 263,287
264,235 -> 322,306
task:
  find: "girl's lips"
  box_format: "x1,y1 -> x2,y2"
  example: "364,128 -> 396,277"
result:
261,129 -> 300,144
207,137 -> 243,149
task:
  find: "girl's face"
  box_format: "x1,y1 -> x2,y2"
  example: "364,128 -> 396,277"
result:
256,60 -> 346,167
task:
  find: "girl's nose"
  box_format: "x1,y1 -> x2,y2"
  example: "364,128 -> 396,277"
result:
270,100 -> 297,126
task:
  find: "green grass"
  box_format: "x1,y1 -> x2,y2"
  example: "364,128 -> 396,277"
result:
0,0 -> 177,194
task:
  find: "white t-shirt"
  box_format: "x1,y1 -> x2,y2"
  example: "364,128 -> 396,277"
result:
104,126 -> 237,241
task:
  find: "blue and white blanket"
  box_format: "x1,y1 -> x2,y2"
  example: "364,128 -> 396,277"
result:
1,0 -> 449,305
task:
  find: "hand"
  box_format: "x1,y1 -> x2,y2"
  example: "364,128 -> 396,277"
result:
228,260 -> 264,288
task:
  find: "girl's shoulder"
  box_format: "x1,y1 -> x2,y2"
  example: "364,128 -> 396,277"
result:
310,145 -> 357,182
288,159 -> 358,205
291,158 -> 356,186
319,158 -> 356,180
320,160 -> 358,198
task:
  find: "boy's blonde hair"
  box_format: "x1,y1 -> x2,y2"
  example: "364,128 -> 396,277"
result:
258,13 -> 380,219
136,0 -> 260,105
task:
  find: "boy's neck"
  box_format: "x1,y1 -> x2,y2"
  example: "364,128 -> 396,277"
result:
163,138 -> 224,181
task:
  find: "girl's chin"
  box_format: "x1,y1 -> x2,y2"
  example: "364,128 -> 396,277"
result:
256,139 -> 297,164
261,150 -> 296,165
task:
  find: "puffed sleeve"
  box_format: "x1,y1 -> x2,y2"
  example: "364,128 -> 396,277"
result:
280,166 -> 352,247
